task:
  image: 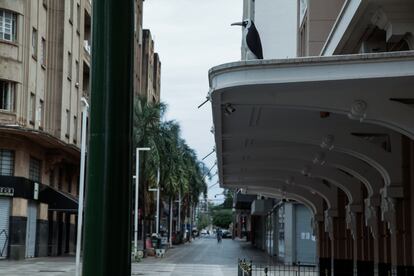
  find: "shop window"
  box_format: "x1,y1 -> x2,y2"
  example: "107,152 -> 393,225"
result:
0,81 -> 15,111
29,157 -> 42,182
0,149 -> 14,176
0,10 -> 17,42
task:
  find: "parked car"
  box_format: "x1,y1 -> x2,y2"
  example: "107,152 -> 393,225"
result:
222,229 -> 232,239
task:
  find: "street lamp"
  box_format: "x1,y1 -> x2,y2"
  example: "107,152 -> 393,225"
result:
76,97 -> 89,276
134,147 -> 151,258
148,168 -> 160,235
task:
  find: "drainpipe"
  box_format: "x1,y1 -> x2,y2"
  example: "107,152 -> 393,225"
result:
82,0 -> 134,275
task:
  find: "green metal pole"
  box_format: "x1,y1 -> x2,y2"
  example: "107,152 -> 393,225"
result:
82,0 -> 134,275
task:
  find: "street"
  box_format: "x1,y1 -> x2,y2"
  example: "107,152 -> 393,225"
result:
0,238 -> 273,276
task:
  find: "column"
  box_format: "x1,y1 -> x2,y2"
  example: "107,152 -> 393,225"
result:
82,0 -> 134,274
9,198 -> 28,260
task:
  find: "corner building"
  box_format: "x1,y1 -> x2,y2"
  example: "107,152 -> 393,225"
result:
0,0 -> 146,260
0,0 -> 90,260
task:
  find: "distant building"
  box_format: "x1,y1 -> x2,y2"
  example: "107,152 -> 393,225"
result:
141,29 -> 161,103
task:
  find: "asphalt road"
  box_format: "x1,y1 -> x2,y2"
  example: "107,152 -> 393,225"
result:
0,238 -> 271,276
133,237 -> 273,276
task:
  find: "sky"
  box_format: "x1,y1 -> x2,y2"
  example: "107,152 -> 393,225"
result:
143,0 -> 243,203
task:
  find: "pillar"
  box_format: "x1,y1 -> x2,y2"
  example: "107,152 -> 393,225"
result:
331,192 -> 353,276
82,0 -> 134,274
318,220 -> 332,276
35,203 -> 48,257
9,198 -> 27,260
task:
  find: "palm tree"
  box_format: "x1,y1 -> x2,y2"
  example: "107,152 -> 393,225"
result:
133,97 -> 208,245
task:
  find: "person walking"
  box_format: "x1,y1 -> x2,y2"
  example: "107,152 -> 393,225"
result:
216,228 -> 222,244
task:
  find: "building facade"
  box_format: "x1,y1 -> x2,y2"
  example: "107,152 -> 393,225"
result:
0,0 -> 151,260
141,29 -> 161,103
210,0 -> 414,275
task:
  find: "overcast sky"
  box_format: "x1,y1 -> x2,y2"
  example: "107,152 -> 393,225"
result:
143,0 -> 243,202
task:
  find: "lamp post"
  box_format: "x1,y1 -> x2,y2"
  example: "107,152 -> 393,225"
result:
175,191 -> 181,232
134,147 -> 150,257
148,168 -> 160,234
75,97 -> 88,276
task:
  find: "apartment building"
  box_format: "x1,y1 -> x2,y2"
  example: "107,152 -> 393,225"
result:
210,0 -> 414,275
0,0 -> 149,260
141,29 -> 161,103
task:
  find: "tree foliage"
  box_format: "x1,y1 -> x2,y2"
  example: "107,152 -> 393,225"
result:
196,213 -> 210,231
212,209 -> 233,229
133,97 -> 208,219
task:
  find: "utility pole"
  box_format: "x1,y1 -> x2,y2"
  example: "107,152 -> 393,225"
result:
169,197 -> 173,247
177,191 -> 181,233
149,168 -> 160,235
82,0 -> 133,275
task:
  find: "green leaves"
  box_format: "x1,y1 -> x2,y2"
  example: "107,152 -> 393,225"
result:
133,97 -> 207,202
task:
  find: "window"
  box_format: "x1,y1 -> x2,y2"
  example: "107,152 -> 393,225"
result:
69,0 -> 74,24
67,52 -> 72,79
38,99 -> 44,128
29,157 -> 42,182
49,168 -> 55,187
77,3 -> 81,33
41,37 -> 46,67
75,60 -> 79,84
0,10 -> 17,42
32,28 -> 38,59
29,93 -> 35,124
0,81 -> 15,111
300,0 -> 308,25
58,168 -> 63,190
67,174 -> 72,193
0,149 -> 14,176
66,109 -> 70,137
73,116 -> 78,142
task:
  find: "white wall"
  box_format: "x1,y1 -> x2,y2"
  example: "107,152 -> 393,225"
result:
255,0 -> 298,59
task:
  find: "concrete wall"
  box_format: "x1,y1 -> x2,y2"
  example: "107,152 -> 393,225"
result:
307,0 -> 345,56
255,0 -> 298,59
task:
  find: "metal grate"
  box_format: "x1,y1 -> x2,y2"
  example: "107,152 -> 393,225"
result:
238,259 -> 319,276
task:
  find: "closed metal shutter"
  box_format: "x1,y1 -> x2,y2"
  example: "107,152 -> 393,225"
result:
0,197 -> 11,258
295,204 -> 316,264
25,201 -> 38,258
